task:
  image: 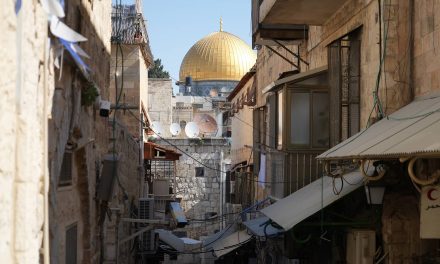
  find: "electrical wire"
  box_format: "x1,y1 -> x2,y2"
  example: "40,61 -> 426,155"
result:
126,107 -> 291,184
197,198 -> 269,251
158,236 -> 254,255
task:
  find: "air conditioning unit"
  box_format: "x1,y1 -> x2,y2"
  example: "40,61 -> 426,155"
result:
138,198 -> 156,252
346,230 -> 376,264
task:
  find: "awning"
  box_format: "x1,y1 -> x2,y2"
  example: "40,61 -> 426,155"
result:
262,66 -> 327,94
260,169 -> 366,231
155,229 -> 201,252
202,223 -> 237,249
317,95 -> 440,161
144,142 -> 181,161
211,230 -> 252,258
243,216 -> 284,237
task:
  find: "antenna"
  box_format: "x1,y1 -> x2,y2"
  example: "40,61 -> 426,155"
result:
185,122 -> 200,138
169,123 -> 181,136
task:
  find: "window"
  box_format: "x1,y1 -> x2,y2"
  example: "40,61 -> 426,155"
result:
287,91 -> 329,148
328,29 -> 361,146
192,103 -> 203,109
59,152 -> 73,186
65,224 -> 78,264
195,167 -> 204,177
277,90 -> 284,149
312,93 -> 330,148
176,102 -> 184,108
290,92 -> 310,145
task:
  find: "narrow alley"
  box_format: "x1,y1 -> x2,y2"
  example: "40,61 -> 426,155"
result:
1,0 -> 440,263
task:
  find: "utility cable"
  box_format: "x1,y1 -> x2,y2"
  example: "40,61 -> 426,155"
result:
126,107 -> 291,184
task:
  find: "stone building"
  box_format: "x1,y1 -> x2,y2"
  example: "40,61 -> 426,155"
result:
155,138 -> 230,239
0,0 -> 156,263
242,0 -> 440,263
146,25 -> 256,242
226,68 -> 260,207
1,1 -> 53,263
148,78 -> 174,138
110,4 -> 153,139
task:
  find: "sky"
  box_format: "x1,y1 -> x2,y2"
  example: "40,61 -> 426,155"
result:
141,0 -> 253,93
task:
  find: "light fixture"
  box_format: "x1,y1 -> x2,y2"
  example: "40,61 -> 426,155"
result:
364,184 -> 386,205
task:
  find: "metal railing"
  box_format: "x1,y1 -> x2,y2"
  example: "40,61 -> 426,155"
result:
267,150 -> 324,198
285,150 -> 324,195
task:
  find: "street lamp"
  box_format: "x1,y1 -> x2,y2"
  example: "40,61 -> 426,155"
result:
364,184 -> 386,205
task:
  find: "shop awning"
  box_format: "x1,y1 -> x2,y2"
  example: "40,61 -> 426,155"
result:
144,142 -> 181,161
317,95 -> 440,161
243,216 -> 284,237
262,66 -> 328,94
155,229 -> 201,252
210,230 -> 252,258
260,169 -> 366,231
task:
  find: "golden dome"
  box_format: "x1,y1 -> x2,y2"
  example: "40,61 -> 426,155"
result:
179,31 -> 256,82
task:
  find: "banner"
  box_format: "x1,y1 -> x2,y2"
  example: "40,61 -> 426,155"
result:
420,185 -> 440,238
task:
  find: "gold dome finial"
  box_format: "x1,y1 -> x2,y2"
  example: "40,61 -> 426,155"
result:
219,17 -> 223,32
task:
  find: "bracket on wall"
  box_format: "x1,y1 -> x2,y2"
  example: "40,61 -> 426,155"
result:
273,40 -> 309,67
265,45 -> 299,69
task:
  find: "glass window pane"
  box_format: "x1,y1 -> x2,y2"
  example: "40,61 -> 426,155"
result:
312,93 -> 330,148
290,93 -> 310,145
277,91 -> 283,148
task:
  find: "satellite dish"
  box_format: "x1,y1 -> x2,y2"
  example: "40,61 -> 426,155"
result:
194,114 -> 218,135
151,121 -> 164,137
169,123 -> 181,136
185,122 -> 200,138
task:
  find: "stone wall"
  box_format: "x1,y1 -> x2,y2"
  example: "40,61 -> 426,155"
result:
255,44 -> 298,108
110,44 -> 145,139
47,0 -> 114,263
102,120 -> 141,264
148,78 -> 173,138
413,0 -> 440,97
179,80 -> 238,96
156,138 -> 230,239
0,1 -> 51,263
229,76 -> 254,165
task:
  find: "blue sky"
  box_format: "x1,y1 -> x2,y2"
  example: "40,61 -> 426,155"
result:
141,0 -> 253,93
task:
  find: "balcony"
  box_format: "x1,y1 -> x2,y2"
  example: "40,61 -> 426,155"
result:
252,0 -> 348,46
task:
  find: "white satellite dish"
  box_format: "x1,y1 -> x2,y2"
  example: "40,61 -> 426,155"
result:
185,122 -> 200,138
169,123 -> 181,136
151,121 -> 164,137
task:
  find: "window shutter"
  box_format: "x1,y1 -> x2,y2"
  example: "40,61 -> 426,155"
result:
253,109 -> 260,175
328,41 -> 342,147
267,94 -> 277,148
349,39 -> 361,136
66,224 -> 78,264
